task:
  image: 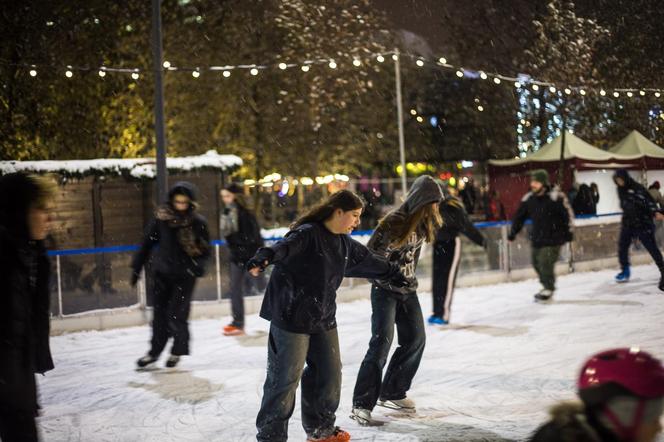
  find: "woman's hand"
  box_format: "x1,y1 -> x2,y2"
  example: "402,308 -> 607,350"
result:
247,258 -> 269,276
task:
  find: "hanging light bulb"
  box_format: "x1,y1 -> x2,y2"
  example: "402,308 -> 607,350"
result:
163,61 -> 171,69
493,77 -> 501,84
29,69 -> 37,77
222,70 -> 231,78
352,59 -> 361,67
613,91 -> 619,97
600,89 -> 606,96
98,69 -> 106,77
131,72 -> 139,80
639,90 -> 646,96
549,86 -> 556,93
579,89 -> 586,96
250,68 -> 259,76
192,70 -> 200,78
477,105 -> 484,112
532,84 -> 539,91
438,57 -> 447,64
416,116 -> 424,123
627,91 -> 633,97
479,71 -> 488,80
65,70 -> 73,78
514,81 -> 521,88
655,92 -> 661,98
278,62 -> 287,70
410,109 -> 417,115
376,55 -> 385,63
564,88 -> 572,95
416,59 -> 424,67
392,54 -> 398,61
301,65 -> 310,72
455,70 -> 464,78
328,60 -> 337,69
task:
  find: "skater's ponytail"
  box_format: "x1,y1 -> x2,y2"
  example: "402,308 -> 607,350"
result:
291,190 -> 365,229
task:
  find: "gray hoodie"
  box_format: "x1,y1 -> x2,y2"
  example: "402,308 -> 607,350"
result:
367,175 -> 443,297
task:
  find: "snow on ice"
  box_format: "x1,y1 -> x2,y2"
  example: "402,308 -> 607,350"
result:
40,264 -> 664,441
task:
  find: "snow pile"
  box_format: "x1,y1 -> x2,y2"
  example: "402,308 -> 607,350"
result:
0,150 -> 242,178
39,264 -> 664,441
261,227 -> 372,245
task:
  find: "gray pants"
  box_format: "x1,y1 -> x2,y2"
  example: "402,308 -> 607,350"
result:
256,324 -> 341,442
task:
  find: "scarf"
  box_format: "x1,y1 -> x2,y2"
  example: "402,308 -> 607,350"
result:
156,205 -> 208,257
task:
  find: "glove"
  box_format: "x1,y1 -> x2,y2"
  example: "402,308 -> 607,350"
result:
389,270 -> 411,289
130,271 -> 140,287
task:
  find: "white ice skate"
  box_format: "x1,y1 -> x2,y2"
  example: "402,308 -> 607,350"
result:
377,397 -> 416,412
350,408 -> 372,426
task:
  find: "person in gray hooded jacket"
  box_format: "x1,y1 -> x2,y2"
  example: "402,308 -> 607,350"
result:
351,175 -> 443,425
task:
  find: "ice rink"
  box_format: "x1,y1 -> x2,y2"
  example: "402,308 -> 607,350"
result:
39,264 -> 664,441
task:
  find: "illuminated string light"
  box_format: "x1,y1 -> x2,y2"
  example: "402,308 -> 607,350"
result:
352,59 -> 361,67
192,70 -> 200,78
493,77 -> 501,84
579,89 -> 586,95
655,92 -> 661,98
626,91 -> 633,97
416,116 -> 424,123
222,70 -> 231,78
514,81 -> 521,88
479,71 -> 488,80
65,70 -> 73,78
613,91 -> 619,98
29,69 -> 37,77
532,84 -> 539,91
278,62 -> 287,70
250,68 -> 259,76
477,105 -> 484,112
376,55 -> 385,63
163,61 -> 171,69
438,57 -> 447,64
600,89 -> 606,96
301,65 -> 310,72
549,86 -> 556,93
564,88 -> 572,95
98,70 -> 106,77
131,72 -> 139,80
392,54 -> 398,61
410,109 -> 417,115
416,59 -> 424,67
455,70 -> 464,78
639,90 -> 646,96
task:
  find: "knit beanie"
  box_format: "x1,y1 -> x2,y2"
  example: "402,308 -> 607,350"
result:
530,169 -> 549,186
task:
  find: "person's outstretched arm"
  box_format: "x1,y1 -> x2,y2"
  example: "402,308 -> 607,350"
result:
345,238 -> 409,287
246,225 -> 313,274
508,197 -> 530,240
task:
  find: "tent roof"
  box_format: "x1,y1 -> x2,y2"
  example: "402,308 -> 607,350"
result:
490,131 -> 622,166
609,130 -> 664,159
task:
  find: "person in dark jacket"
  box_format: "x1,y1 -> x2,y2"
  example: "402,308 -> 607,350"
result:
508,169 -> 574,302
131,182 -> 211,369
573,183 -> 598,216
612,169 -> 664,290
428,184 -> 486,325
0,173 -> 56,442
247,190 -> 407,442
530,348 -> 664,442
351,175 -> 443,425
219,184 -> 263,336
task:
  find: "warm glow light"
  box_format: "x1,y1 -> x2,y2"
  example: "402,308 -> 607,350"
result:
353,59 -> 361,67
477,105 -> 484,112
278,62 -> 287,70
416,59 -> 424,67
222,70 -> 231,78
479,71 -> 488,80
65,70 -> 73,78
580,89 -> 586,95
416,116 -> 424,123
493,77 -> 501,84
192,70 -> 200,78
377,55 -> 385,63
410,109 -> 417,115
301,65 -> 310,72
439,57 -> 447,64
163,61 -> 171,68
328,60 -> 337,69
250,68 -> 259,76
600,89 -> 606,96
29,69 -> 37,77
131,72 -> 139,80
456,70 -> 464,78
532,84 -> 539,91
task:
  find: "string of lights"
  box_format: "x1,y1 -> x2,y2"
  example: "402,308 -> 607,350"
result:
4,50 -> 662,98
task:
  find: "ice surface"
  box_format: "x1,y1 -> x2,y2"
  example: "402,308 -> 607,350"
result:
40,264 -> 664,441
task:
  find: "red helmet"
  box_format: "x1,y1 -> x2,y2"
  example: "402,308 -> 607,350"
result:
578,348 -> 664,403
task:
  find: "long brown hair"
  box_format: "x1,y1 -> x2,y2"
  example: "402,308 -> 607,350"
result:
291,190 -> 365,229
383,202 -> 442,248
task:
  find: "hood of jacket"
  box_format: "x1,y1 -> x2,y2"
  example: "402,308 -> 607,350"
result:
168,181 -> 198,202
399,175 -> 443,215
613,169 -> 637,188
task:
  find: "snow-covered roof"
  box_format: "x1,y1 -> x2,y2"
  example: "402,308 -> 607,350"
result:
490,132 -> 625,166
609,130 -> 664,159
0,150 -> 243,179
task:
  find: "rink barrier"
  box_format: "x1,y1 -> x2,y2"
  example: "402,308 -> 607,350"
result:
47,212 -> 629,319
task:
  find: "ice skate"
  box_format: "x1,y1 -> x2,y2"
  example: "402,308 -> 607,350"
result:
136,354 -> 157,370
534,289 -> 554,302
377,397 -> 416,412
615,267 -> 630,283
350,407 -> 372,426
165,355 -> 180,368
427,315 -> 448,326
223,323 -> 245,336
306,427 -> 351,442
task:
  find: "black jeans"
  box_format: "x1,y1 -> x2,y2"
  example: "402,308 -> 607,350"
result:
149,272 -> 196,358
353,285 -> 426,410
0,411 -> 38,442
229,262 -> 245,327
431,237 -> 462,321
256,324 -> 341,442
618,225 -> 664,271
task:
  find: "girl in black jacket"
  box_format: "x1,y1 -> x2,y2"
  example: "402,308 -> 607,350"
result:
247,190 -> 406,442
351,175 -> 443,425
0,173 -> 56,442
131,182 -> 210,369
219,184 -> 263,336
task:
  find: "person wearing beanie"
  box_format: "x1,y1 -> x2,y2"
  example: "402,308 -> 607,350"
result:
530,348 -> 664,442
508,169 -> 574,302
0,173 -> 56,442
131,181 -> 211,369
613,170 -> 664,290
219,183 -> 264,336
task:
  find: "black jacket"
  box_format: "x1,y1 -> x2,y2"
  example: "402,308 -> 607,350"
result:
0,228 -> 54,413
614,169 -> 660,230
223,205 -> 264,265
132,208 -> 211,279
369,175 -> 444,298
572,184 -> 597,216
436,197 -> 485,246
530,402 -> 619,442
509,185 -> 574,248
255,222 -> 399,334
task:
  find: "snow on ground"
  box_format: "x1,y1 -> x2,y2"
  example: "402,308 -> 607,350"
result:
40,264 -> 664,442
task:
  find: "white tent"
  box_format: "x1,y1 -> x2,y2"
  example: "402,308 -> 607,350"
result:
609,130 -> 664,159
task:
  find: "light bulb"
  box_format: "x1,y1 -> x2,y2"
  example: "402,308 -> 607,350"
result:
600,89 -> 606,96
416,59 -> 424,67
639,90 -> 645,96
655,92 -> 661,98
392,54 -> 398,61
328,60 -> 337,69
250,68 -> 259,76
438,57 -> 447,64
416,116 -> 424,123
301,65 -> 310,72
456,70 -> 464,78
514,81 -> 521,88
98,70 -> 106,77
131,72 -> 139,80
564,88 -> 572,95
65,70 -> 73,78
352,59 -> 361,67
479,71 -> 488,80
477,105 -> 484,112
579,89 -> 586,95
278,62 -> 287,70
376,55 -> 385,63
613,91 -> 619,97
192,70 -> 200,78
29,69 -> 37,77
163,61 -> 171,68
222,70 -> 231,78
410,109 -> 417,115
627,91 -> 633,97
532,84 -> 539,91
549,86 -> 556,93
493,77 -> 501,84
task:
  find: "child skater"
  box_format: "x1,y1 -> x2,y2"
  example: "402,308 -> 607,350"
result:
351,175 -> 443,425
247,190 -> 408,442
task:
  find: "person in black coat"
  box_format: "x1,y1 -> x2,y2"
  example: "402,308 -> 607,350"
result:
429,184 -> 486,325
131,182 -> 211,369
612,169 -> 664,290
572,183 -> 597,216
219,184 -> 263,336
0,173 -> 56,442
247,190 -> 407,442
508,170 -> 574,302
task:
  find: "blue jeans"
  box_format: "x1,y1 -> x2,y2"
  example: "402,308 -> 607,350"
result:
256,324 -> 341,442
352,285 -> 426,410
